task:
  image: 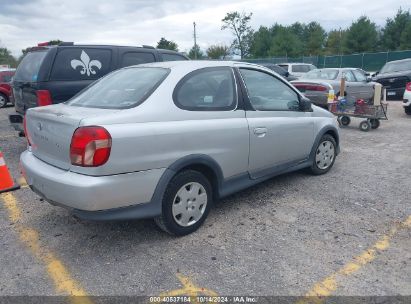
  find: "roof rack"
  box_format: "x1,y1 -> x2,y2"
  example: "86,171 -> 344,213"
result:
142,45 -> 155,49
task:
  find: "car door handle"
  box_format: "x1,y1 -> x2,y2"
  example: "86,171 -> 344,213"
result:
253,127 -> 267,137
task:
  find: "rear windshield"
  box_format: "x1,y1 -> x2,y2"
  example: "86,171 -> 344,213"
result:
304,69 -> 339,80
380,60 -> 411,74
66,67 -> 169,109
14,51 -> 47,82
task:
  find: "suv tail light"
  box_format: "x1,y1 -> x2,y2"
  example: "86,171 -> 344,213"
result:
70,126 -> 112,167
406,82 -> 411,91
36,90 -> 53,106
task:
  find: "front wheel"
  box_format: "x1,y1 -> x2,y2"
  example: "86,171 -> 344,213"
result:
155,170 -> 212,236
359,120 -> 371,132
308,134 -> 337,175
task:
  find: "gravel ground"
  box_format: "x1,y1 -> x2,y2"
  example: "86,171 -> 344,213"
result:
0,102 -> 410,298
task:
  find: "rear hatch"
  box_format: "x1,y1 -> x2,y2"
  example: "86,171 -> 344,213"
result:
26,104 -> 118,170
12,50 -> 48,114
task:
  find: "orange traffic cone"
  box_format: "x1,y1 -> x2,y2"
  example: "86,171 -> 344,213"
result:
0,150 -> 20,194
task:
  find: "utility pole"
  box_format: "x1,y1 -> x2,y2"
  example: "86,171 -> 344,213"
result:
193,22 -> 197,60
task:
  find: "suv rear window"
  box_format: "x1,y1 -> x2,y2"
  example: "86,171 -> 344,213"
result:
14,51 -> 47,82
50,48 -> 112,81
121,52 -> 156,67
67,67 -> 169,109
292,65 -> 312,73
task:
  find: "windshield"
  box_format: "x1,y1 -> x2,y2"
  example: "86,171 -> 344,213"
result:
14,51 -> 47,82
304,69 -> 339,80
67,67 -> 169,109
380,60 -> 411,74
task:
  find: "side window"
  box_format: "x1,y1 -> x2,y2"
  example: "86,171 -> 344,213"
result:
240,68 -> 300,111
292,65 -> 311,73
343,71 -> 356,82
161,53 -> 188,61
50,48 -> 112,81
121,52 -> 156,67
174,67 -> 236,111
352,70 -> 367,82
2,74 -> 13,82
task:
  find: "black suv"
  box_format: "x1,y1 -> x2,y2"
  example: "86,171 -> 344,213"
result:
373,58 -> 411,101
9,42 -> 188,133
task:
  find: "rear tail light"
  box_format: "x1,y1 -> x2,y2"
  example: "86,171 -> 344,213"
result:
70,126 -> 112,167
294,84 -> 328,92
23,115 -> 32,146
36,90 -> 53,106
406,82 -> 411,91
37,42 -> 49,46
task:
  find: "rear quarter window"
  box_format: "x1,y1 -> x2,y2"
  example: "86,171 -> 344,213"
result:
50,48 -> 112,81
292,65 -> 311,73
121,52 -> 156,67
161,53 -> 188,61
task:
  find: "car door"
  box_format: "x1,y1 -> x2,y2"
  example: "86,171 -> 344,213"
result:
238,67 -> 316,179
352,69 -> 373,100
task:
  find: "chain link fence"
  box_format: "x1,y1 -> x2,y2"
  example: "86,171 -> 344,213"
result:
243,50 -> 411,72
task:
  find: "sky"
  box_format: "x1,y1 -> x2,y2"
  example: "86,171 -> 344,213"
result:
0,0 -> 410,57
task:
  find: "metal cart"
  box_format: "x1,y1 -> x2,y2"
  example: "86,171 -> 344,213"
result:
328,101 -> 388,132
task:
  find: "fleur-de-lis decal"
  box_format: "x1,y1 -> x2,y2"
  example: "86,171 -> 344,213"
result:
70,50 -> 102,76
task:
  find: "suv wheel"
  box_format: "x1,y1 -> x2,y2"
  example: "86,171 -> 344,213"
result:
405,106 -> 411,115
309,134 -> 337,175
0,93 -> 8,108
155,170 -> 212,236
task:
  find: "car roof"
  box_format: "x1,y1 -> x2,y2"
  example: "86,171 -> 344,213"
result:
136,60 -> 262,69
384,58 -> 411,64
278,63 -> 313,65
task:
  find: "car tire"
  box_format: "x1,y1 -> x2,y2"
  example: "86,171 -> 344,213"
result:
154,170 -> 213,236
405,106 -> 411,115
0,93 -> 8,108
308,134 -> 337,175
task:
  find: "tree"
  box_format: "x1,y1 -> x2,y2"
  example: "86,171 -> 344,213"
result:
249,26 -> 272,58
221,11 -> 253,58
188,45 -> 204,59
156,37 -> 179,51
324,29 -> 346,55
206,44 -> 230,59
381,8 -> 411,50
303,22 -> 326,55
0,47 -> 17,67
268,27 -> 302,58
343,16 -> 378,53
400,21 -> 411,50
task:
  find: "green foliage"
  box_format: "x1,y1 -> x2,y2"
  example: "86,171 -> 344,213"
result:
222,11 -> 253,58
304,22 -> 326,55
268,26 -> 302,57
0,47 -> 17,67
325,29 -> 346,55
206,44 -> 230,59
343,16 -> 378,53
381,8 -> 411,50
400,21 -> 411,50
188,45 -> 204,59
156,37 -> 179,51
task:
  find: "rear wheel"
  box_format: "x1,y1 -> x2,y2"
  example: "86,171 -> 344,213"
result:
0,93 -> 8,108
405,106 -> 411,115
309,134 -> 337,175
154,170 -> 212,236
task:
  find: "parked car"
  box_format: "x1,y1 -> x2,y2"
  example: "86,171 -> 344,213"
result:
21,61 -> 340,236
373,58 -> 411,100
403,82 -> 411,115
291,68 -> 376,107
9,42 -> 189,133
258,63 -> 298,81
0,69 -> 15,108
278,63 -> 316,78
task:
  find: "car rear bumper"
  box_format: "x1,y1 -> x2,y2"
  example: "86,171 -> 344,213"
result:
385,87 -> 404,100
20,150 -> 166,212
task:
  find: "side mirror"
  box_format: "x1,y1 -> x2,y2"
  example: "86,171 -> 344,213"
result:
285,71 -> 290,77
366,76 -> 372,82
300,97 -> 313,112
